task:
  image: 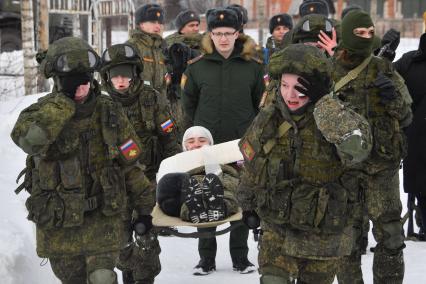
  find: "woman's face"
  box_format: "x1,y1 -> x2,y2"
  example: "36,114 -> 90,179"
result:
280,73 -> 310,111
184,136 -> 211,151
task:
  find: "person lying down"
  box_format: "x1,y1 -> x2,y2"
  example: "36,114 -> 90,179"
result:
156,126 -> 240,223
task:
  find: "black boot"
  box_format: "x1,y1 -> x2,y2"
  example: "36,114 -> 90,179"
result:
193,257 -> 216,275
202,173 -> 226,222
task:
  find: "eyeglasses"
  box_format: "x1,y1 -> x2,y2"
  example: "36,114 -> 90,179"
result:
211,31 -> 237,39
102,44 -> 137,63
55,50 -> 99,73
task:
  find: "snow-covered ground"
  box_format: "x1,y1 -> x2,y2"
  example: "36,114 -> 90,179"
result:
0,38 -> 424,284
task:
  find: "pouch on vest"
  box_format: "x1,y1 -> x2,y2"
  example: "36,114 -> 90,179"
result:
256,180 -> 294,225
99,166 -> 127,216
57,185 -> 85,228
59,156 -> 83,189
38,159 -> 60,190
289,184 -> 329,232
319,182 -> 348,234
372,117 -> 407,163
25,190 -> 64,229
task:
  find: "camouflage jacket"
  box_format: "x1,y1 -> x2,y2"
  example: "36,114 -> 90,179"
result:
332,55 -> 412,173
264,36 -> 286,60
237,100 -> 359,259
164,32 -> 203,50
180,164 -> 240,221
108,82 -> 180,181
127,29 -> 168,99
11,86 -> 154,257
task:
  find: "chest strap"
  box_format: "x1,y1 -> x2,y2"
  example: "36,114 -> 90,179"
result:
334,55 -> 372,93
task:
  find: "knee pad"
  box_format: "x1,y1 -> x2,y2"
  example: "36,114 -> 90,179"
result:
381,220 -> 405,251
88,268 -> 117,284
260,274 -> 292,284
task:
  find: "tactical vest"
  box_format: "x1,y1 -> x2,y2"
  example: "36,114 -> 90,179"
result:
334,56 -> 407,171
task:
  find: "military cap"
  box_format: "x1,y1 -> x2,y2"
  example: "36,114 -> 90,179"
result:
299,0 -> 329,17
268,43 -> 332,81
207,8 -> 239,31
292,14 -> 333,43
37,36 -> 99,79
269,13 -> 293,34
175,10 -> 200,32
314,94 -> 372,165
226,4 -> 248,31
135,4 -> 164,25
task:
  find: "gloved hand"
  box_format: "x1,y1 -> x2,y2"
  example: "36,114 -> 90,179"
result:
295,69 -> 331,104
242,211 -> 260,229
374,72 -> 397,103
381,28 -> 400,52
132,215 -> 153,236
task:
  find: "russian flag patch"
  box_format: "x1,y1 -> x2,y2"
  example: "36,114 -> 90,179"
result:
161,119 -> 174,133
119,139 -> 141,161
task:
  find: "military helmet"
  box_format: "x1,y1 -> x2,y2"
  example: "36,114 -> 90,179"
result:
99,43 -> 143,81
38,37 -> 99,79
268,43 -> 332,81
292,14 -> 333,44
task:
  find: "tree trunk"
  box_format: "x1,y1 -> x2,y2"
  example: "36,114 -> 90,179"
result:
21,0 -> 38,95
37,0 -> 49,93
370,0 -> 378,22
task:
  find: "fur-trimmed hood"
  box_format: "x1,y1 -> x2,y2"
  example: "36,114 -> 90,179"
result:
200,33 -> 257,61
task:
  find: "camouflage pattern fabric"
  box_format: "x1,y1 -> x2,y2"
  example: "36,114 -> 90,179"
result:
164,32 -> 203,49
259,230 -> 338,284
50,251 -> 119,284
332,54 -> 412,284
265,36 -> 286,59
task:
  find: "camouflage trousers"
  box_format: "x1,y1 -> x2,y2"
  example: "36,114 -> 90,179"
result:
337,169 -> 405,284
258,230 -> 338,284
117,230 -> 161,284
50,251 -> 119,284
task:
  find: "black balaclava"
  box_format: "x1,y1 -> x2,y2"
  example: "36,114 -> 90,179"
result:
59,73 -> 92,99
340,10 -> 374,58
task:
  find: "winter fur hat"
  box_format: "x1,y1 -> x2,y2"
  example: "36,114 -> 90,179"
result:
299,0 -> 329,17
207,8 -> 239,31
135,4 -> 164,25
182,126 -> 214,151
269,13 -> 293,34
175,10 -> 200,32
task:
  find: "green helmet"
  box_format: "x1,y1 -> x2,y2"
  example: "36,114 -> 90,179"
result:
292,14 -> 333,44
268,43 -> 332,81
38,37 -> 100,78
99,43 -> 143,83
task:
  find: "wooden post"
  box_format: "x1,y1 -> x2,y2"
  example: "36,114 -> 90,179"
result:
21,0 -> 38,95
257,0 -> 265,45
37,0 -> 49,93
105,17 -> 112,48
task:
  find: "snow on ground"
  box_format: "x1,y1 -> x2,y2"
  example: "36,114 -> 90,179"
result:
0,38 -> 424,283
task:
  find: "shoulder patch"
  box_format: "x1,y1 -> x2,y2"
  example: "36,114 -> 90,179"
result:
119,139 -> 141,161
241,140 -> 255,161
160,118 -> 174,133
187,54 -> 204,65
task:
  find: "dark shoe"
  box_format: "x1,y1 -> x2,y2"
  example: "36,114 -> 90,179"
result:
183,177 -> 208,223
202,173 -> 226,222
193,257 -> 216,275
232,257 -> 256,274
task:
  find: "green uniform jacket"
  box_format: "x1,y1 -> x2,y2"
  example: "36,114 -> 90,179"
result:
182,34 -> 265,143
127,29 -> 168,100
332,55 -> 412,174
11,86 -> 154,257
108,82 -> 181,181
237,100 -> 357,259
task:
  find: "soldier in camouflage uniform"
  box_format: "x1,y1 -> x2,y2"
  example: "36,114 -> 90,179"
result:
127,4 -> 168,105
11,37 -> 155,284
164,10 -> 203,49
100,43 -> 181,284
264,13 -> 293,62
332,11 -> 412,284
237,43 -> 373,284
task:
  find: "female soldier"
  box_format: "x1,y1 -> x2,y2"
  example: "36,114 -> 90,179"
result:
237,44 -> 372,284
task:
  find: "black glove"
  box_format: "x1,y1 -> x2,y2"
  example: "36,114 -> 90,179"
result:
132,215 -> 153,236
157,173 -> 190,217
242,211 -> 260,229
374,72 -> 397,103
168,43 -> 200,84
294,70 -> 331,104
382,28 -> 400,52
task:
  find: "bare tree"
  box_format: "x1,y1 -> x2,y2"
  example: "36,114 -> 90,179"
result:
21,0 -> 38,95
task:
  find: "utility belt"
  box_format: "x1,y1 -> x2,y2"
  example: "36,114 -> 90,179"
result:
256,179 -> 350,234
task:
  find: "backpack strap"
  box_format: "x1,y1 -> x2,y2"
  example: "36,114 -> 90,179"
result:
334,55 -> 373,92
